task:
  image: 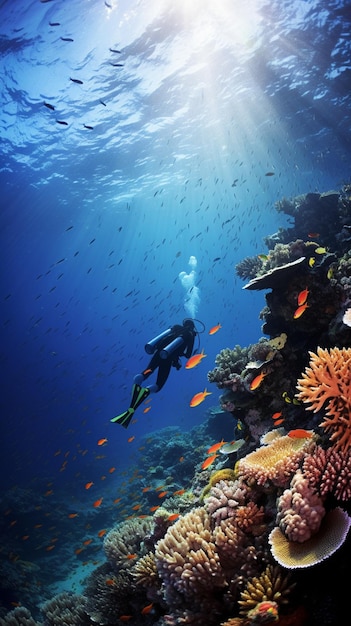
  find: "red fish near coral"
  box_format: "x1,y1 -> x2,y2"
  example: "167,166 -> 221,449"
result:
288,429 -> 314,439
201,454 -> 218,470
297,287 -> 309,306
190,388 -> 212,407
208,323 -> 222,335
250,371 -> 267,391
207,439 -> 227,454
185,349 -> 207,369
293,303 -> 309,319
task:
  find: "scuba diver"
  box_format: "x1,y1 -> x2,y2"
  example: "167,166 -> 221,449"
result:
111,319 -> 199,428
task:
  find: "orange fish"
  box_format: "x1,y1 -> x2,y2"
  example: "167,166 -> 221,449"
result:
207,439 -> 227,454
293,303 -> 309,319
97,529 -> 107,537
85,482 -> 94,490
185,349 -> 207,369
93,497 -> 103,508
158,491 -> 168,498
190,388 -> 212,407
168,513 -> 180,522
201,454 -> 218,470
119,617 -> 132,622
141,603 -> 153,615
208,323 -> 222,335
150,505 -> 160,512
250,371 -> 267,391
288,429 -> 314,439
143,406 -> 151,413
46,545 -> 55,551
68,513 -> 78,518
127,436 -> 135,443
97,438 -> 108,446
132,504 -> 141,510
143,368 -> 152,375
272,412 -> 282,420
108,467 -> 116,473
142,486 -> 151,493
297,287 -> 309,306
105,579 -> 115,586
126,553 -> 137,560
174,489 -> 185,496
308,232 -> 320,238
273,418 -> 285,426
83,539 -> 92,546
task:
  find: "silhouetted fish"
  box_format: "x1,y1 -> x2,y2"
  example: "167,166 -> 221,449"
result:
44,102 -> 55,111
56,120 -> 68,125
60,36 -> 74,42
70,77 -> 83,84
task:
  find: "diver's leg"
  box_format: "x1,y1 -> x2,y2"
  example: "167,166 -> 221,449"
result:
154,359 -> 172,392
134,354 -> 158,384
111,383 -> 150,428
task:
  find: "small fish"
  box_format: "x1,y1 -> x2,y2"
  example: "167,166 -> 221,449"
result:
185,349 -> 207,369
308,232 -> 320,238
68,513 -> 78,518
97,438 -> 108,446
207,439 -> 227,454
190,388 -> 212,407
108,467 -> 116,473
208,323 -> 222,335
85,482 -> 94,490
288,429 -> 314,439
168,513 -> 180,522
97,529 -> 107,537
143,406 -> 151,413
315,246 -> 327,254
60,36 -> 74,42
110,62 -> 124,67
272,412 -> 282,421
126,553 -> 137,560
174,489 -> 186,496
83,124 -> 94,130
127,436 -> 135,443
44,101 -> 55,111
250,371 -> 267,391
327,267 -> 334,280
105,579 -> 115,586
100,99 -> 107,106
201,454 -> 218,470
273,418 -> 285,426
119,617 -> 132,623
297,287 -> 309,306
219,439 -> 245,454
149,505 -> 160,512
141,603 -> 154,615
109,48 -> 121,53
70,77 -> 83,84
83,539 -> 92,546
308,257 -> 316,267
158,491 -> 168,498
49,22 -> 60,26
265,171 -> 275,176
293,303 -> 309,319
56,120 -> 68,125
93,497 -> 103,508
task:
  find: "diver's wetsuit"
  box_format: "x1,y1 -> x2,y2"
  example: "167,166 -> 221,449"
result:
137,322 -> 196,392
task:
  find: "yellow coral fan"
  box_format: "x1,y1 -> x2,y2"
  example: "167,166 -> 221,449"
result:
296,346 -> 351,452
237,435 -> 314,487
131,552 -> 159,587
269,508 -> 351,568
238,565 -> 293,615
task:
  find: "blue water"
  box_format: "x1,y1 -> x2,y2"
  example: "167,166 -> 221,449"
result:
1,0 -> 350,612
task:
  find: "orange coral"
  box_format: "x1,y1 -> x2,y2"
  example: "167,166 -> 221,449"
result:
296,347 -> 351,452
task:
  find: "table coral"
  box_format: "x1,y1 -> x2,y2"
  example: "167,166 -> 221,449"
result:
302,445 -> 351,501
237,434 -> 314,488
276,470 -> 325,543
296,346 -> 351,452
269,508 -> 351,568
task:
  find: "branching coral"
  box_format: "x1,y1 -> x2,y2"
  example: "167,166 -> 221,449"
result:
207,346 -> 249,388
238,565 -> 293,617
296,346 -> 351,452
205,479 -> 249,523
237,433 -> 314,488
276,470 -> 325,543
302,445 -> 351,501
269,508 -> 351,569
131,552 -> 159,588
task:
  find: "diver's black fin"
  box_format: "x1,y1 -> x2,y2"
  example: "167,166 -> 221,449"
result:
111,385 -> 150,428
130,383 -> 150,410
111,408 -> 134,428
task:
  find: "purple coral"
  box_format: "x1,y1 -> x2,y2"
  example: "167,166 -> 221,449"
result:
205,479 -> 249,524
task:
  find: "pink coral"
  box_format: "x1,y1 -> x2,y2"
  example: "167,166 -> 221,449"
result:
205,479 -> 249,523
276,470 -> 325,543
302,445 -> 351,501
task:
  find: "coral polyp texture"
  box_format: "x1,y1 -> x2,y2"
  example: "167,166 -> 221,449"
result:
238,565 -> 293,616
276,469 -> 325,542
302,445 -> 351,501
237,433 -> 314,488
296,346 -> 351,452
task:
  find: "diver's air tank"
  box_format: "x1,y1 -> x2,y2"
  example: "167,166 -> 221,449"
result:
145,328 -> 172,354
160,336 -> 185,359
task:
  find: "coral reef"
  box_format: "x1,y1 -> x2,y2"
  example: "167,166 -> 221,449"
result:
296,346 -> 351,452
238,565 -> 293,616
0,607 -> 41,626
269,508 -> 351,569
302,445 -> 351,501
237,434 -> 314,488
41,592 -> 90,626
276,470 -> 325,543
